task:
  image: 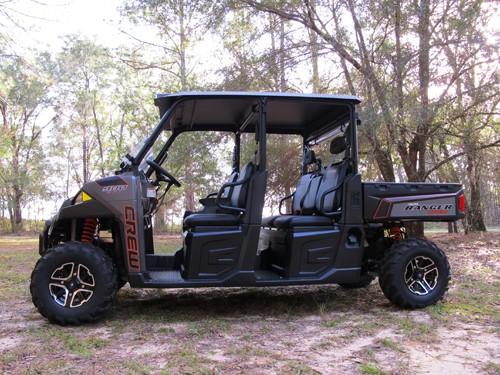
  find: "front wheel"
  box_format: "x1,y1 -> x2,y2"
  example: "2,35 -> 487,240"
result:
379,238 -> 450,309
30,242 -> 118,325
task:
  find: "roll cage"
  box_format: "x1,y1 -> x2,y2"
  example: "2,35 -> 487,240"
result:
122,92 -> 361,184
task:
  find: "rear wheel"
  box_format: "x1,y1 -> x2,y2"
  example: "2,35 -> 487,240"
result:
379,238 -> 450,308
30,242 -> 118,325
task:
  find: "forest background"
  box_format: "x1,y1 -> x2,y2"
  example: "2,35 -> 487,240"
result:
0,0 -> 498,235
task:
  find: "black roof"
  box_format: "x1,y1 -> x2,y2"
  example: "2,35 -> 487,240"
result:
154,91 -> 361,138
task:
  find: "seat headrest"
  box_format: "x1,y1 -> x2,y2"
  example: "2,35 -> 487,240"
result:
303,149 -> 317,166
330,137 -> 347,154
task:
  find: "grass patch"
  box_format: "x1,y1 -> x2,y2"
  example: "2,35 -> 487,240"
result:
395,317 -> 438,343
377,337 -> 404,353
0,236 -> 39,245
62,335 -> 108,357
118,359 -> 152,375
359,362 -> 385,375
427,280 -> 500,323
163,348 -> 212,374
484,361 -> 500,374
355,319 -> 384,336
280,360 -> 320,374
0,243 -> 38,298
0,351 -> 18,366
186,318 -> 230,337
227,344 -> 268,359
154,238 -> 182,254
321,317 -> 345,328
29,326 -> 109,358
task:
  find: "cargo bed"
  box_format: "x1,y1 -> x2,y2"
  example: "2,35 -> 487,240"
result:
363,182 -> 465,222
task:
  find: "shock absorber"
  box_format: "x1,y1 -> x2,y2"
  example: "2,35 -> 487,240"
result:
388,225 -> 403,240
81,218 -> 97,243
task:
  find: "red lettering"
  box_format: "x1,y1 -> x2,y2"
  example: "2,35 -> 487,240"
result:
123,206 -> 140,272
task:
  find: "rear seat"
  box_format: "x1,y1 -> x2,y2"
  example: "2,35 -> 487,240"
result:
261,149 -> 321,227
262,136 -> 348,228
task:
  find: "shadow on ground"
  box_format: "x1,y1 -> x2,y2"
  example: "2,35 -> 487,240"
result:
112,283 -> 390,323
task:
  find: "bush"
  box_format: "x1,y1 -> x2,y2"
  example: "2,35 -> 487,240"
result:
0,217 -> 45,234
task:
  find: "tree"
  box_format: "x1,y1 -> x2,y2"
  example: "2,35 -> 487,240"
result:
52,37 -> 116,187
425,0 -> 499,231
242,0 -> 499,233
121,0 -> 229,215
0,54 -> 54,231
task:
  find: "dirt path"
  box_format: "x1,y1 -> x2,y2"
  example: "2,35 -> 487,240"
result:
0,233 -> 499,374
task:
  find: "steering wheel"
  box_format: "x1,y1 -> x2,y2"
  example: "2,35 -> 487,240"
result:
146,160 -> 182,187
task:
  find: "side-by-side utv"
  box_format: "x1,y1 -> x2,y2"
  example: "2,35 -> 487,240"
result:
31,92 -> 465,325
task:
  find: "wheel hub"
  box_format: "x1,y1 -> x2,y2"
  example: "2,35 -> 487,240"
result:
49,262 -> 95,308
404,256 -> 439,296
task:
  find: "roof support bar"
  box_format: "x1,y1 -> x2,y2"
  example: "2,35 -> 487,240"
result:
257,97 -> 267,170
239,104 -> 258,133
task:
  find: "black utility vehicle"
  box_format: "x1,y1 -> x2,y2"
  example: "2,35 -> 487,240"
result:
31,92 -> 465,324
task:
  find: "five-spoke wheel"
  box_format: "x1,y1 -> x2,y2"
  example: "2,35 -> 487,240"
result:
49,262 -> 96,308
404,256 -> 439,296
31,242 -> 117,325
379,238 -> 450,308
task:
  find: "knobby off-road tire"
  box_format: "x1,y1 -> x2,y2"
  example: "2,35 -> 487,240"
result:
339,274 -> 375,289
379,238 -> 450,309
30,241 -> 118,325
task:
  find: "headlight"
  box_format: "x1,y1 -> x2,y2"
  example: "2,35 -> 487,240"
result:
74,191 -> 93,204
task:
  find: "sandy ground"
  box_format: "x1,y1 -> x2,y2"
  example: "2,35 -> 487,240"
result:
0,233 -> 499,374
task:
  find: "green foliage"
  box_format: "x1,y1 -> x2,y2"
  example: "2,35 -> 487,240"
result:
359,362 -> 385,375
0,54 -> 53,231
1,0 -> 499,233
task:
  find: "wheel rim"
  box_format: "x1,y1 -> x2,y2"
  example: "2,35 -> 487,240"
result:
48,262 -> 95,308
404,256 -> 439,296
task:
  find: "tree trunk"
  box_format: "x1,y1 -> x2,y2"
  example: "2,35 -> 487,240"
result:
309,29 -> 320,92
82,125 -> 89,183
406,222 -> 424,238
178,0 -> 188,91
331,4 -> 355,95
278,18 -> 286,91
92,97 -> 106,177
465,150 -> 487,231
11,185 -> 23,232
402,0 -> 431,238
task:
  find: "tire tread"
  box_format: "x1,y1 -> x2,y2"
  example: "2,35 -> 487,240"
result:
30,241 -> 117,325
379,238 -> 450,309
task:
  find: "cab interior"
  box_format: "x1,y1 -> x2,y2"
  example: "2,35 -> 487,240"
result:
139,95 -> 362,285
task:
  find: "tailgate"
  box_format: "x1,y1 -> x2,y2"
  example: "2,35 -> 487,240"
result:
363,182 -> 465,222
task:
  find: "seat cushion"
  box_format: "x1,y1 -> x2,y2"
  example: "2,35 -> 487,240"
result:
273,215 -> 333,228
184,213 -> 240,227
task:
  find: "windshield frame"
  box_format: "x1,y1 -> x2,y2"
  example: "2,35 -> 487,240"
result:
127,101 -> 181,168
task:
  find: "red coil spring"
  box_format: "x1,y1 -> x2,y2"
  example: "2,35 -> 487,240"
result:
81,218 -> 97,243
389,226 -> 403,240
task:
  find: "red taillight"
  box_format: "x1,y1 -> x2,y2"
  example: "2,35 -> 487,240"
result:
458,193 -> 465,213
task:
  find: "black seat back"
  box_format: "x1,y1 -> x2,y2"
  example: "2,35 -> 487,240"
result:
315,137 -> 348,214
290,149 -> 322,214
221,170 -> 239,199
291,175 -> 312,214
301,174 -> 322,214
230,161 -> 255,208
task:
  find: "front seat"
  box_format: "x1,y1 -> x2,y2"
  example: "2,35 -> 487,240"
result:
183,170 -> 239,221
183,161 -> 255,228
